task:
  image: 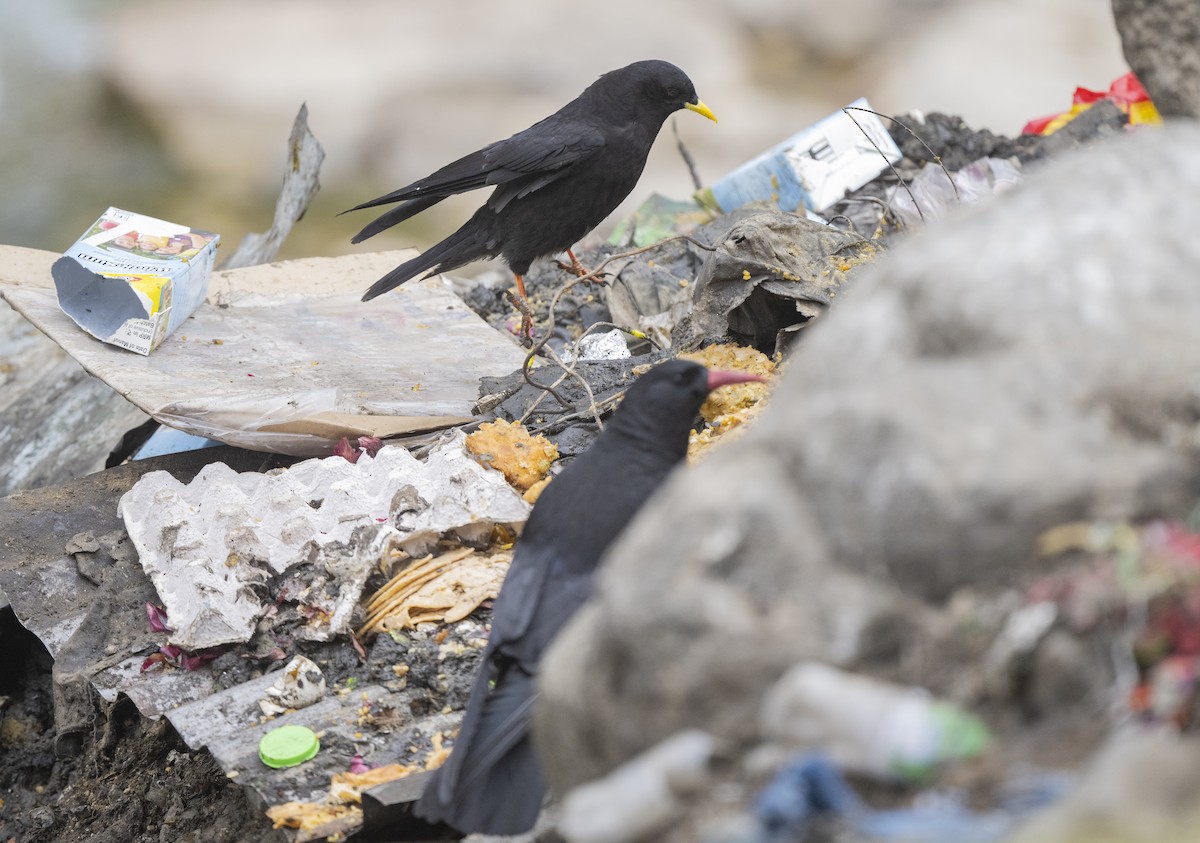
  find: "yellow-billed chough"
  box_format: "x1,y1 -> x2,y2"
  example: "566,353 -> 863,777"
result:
414,360 -> 764,836
347,60 -> 716,301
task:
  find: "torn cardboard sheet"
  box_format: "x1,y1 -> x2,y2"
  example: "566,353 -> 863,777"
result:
0,246 -> 528,455
119,430 -> 530,651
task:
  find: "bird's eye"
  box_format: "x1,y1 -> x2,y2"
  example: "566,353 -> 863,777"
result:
665,86 -> 681,100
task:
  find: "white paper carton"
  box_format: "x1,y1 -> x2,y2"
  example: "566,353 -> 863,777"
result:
699,98 -> 902,215
52,207 -> 219,355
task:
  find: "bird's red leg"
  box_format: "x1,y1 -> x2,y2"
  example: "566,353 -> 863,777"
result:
503,288 -> 534,345
566,249 -> 595,279
555,248 -> 598,280
508,274 -> 533,342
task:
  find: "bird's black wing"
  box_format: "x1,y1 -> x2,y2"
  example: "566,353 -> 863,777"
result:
485,540 -> 553,654
492,555 -> 594,670
418,664 -> 544,834
418,539 -> 587,833
346,116 -> 606,215
482,119 -> 608,211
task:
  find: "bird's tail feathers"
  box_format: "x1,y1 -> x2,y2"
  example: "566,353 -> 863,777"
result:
342,148 -> 494,220
415,668 -> 544,835
459,690 -> 536,792
349,195 -> 443,243
360,220 -> 490,301
341,189 -> 413,216
429,657 -> 494,803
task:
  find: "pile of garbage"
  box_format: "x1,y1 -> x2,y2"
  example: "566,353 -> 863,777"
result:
533,116 -> 1200,843
4,3 -> 1200,840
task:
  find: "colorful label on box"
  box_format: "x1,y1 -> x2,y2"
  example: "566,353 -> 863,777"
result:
701,98 -> 902,215
52,207 -> 219,355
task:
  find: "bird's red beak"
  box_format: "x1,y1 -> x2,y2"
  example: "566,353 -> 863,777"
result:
706,369 -> 767,392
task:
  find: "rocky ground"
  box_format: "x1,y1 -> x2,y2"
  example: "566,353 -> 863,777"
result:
0,597 -> 495,841
0,611 -> 270,842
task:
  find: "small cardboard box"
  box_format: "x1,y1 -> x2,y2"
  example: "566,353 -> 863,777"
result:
698,98 -> 902,215
52,207 -> 219,355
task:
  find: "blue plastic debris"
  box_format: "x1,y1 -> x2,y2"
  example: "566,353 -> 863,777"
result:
755,755 -> 1069,843
756,753 -> 860,835
133,425 -> 222,460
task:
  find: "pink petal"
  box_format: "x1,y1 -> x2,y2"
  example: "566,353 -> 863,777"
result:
145,602 -> 173,633
349,754 -> 371,774
180,645 -> 227,671
141,652 -> 168,672
333,437 -> 361,463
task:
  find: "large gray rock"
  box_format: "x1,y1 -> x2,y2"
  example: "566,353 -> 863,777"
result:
1004,729 -> 1200,843
1113,0 -> 1200,118
536,121 -> 1200,792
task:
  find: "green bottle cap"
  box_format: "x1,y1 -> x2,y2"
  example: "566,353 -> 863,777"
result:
259,724 -> 320,769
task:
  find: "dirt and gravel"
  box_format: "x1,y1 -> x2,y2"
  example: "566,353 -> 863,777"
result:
0,610 -> 272,842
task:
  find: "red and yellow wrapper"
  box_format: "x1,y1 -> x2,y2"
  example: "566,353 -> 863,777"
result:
1022,72 -> 1161,136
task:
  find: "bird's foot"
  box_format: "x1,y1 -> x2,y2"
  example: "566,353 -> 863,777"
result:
504,288 -> 536,347
556,248 -> 604,283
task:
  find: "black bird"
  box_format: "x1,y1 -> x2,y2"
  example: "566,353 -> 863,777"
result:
415,360 -> 765,835
347,60 -> 716,301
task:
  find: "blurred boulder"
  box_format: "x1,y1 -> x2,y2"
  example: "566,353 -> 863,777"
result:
1003,729 -> 1200,843
1112,0 -> 1200,118
536,121 -> 1200,791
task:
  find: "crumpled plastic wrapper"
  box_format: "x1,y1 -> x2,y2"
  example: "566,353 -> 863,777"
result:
119,430 -> 530,650
887,156 -> 1022,229
563,328 -> 633,363
672,208 -> 879,354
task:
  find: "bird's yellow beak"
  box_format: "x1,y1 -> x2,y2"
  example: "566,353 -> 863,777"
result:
685,100 -> 718,123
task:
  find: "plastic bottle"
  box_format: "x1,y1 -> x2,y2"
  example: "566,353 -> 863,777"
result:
760,661 -> 989,781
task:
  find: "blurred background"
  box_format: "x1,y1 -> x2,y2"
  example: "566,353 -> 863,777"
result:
0,0 -> 1127,264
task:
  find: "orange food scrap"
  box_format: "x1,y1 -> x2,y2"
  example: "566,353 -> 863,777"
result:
265,801 -> 358,831
465,419 -> 559,491
680,344 -> 774,422
330,764 -> 419,804
424,731 -> 452,770
523,475 -> 552,504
